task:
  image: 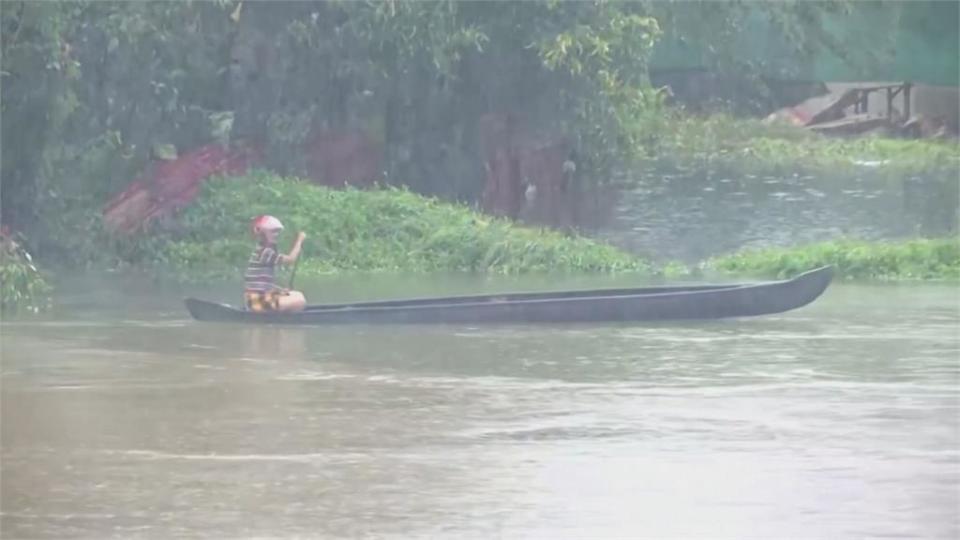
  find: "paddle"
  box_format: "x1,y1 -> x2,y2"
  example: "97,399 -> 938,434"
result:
288,242 -> 302,290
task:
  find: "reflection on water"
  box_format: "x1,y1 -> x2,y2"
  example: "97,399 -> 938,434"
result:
600,166 -> 959,261
2,279 -> 958,538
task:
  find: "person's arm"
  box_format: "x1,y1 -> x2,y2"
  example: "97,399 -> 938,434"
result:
279,232 -> 306,265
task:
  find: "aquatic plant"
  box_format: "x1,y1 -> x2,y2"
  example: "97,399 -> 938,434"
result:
0,236 -> 52,314
641,112 -> 960,178
707,237 -> 960,280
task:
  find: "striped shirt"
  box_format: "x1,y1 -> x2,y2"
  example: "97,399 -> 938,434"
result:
244,243 -> 280,292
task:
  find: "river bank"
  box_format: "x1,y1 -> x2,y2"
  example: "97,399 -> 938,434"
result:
638,112 -> 959,179
707,238 -> 960,281
3,112 -> 958,314
116,172 -> 648,280
114,172 -> 960,282
3,185 -> 956,314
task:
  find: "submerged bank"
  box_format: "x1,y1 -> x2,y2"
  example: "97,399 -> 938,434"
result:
643,113 -> 960,178
3,226 -> 957,316
708,238 -> 960,281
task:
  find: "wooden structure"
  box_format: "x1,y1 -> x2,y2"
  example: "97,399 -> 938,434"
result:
848,83 -> 913,119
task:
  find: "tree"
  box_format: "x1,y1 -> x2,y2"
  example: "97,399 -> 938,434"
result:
2,0 -> 878,261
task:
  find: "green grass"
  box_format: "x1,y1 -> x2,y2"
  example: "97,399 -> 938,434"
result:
120,172 -> 959,283
124,170 -> 651,280
707,237 -> 960,280
645,112 -> 960,176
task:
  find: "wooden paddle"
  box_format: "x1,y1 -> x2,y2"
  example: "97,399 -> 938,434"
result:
288,243 -> 302,290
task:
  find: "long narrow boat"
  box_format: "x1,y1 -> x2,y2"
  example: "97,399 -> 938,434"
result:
184,266 -> 833,325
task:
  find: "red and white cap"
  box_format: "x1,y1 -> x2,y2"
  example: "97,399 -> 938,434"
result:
251,215 -> 284,236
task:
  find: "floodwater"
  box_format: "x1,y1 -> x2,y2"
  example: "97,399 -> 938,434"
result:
600,167 -> 959,261
2,277 -> 958,539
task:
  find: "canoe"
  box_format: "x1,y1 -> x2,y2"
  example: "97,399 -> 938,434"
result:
184,266 -> 833,325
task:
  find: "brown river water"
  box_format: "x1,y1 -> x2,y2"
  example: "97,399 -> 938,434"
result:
1,276 -> 958,538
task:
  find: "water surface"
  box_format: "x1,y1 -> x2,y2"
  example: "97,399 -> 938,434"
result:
600,167 -> 958,261
2,279 -> 958,538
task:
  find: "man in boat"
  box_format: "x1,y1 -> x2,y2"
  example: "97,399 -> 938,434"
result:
245,215 -> 307,312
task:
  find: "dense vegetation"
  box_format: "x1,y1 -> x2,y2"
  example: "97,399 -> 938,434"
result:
1,0 -> 885,261
0,241 -> 52,314
123,174 -> 959,283
708,238 -> 960,281
0,1 -> 955,311
122,172 -> 648,279
642,113 -> 960,178
4,173 -> 957,312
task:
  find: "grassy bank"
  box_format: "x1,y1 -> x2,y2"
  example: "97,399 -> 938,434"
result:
707,238 -> 960,281
123,171 -> 650,280
6,107 -> 956,311
645,112 -> 960,177
72,172 -> 960,284
125,173 -> 958,284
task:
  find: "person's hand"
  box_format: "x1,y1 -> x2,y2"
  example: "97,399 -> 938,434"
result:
296,231 -> 307,243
